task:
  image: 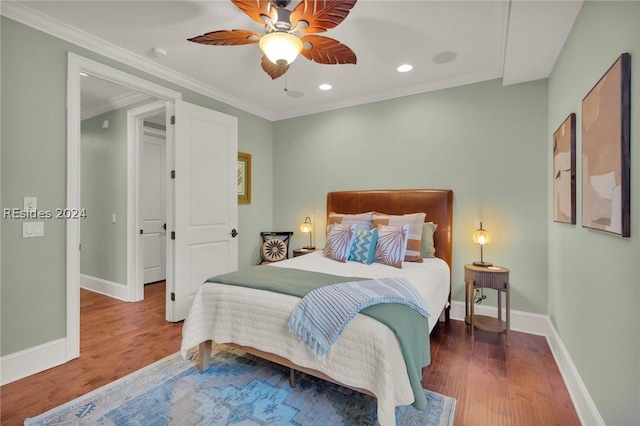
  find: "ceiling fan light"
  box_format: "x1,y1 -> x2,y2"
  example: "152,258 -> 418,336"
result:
259,32 -> 303,66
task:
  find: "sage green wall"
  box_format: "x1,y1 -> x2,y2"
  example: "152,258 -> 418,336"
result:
548,2 -> 640,424
273,78 -> 549,314
1,17 -> 272,355
80,110 -> 133,284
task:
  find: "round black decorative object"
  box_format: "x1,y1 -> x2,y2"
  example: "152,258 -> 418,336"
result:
263,239 -> 287,262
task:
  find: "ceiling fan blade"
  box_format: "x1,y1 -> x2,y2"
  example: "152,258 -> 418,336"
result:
231,0 -> 277,25
188,29 -> 261,46
290,0 -> 357,34
300,35 -> 356,65
261,55 -> 290,79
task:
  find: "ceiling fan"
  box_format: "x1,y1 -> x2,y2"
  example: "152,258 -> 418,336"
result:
188,0 -> 357,79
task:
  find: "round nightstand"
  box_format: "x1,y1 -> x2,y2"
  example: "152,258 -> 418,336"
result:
464,264 -> 510,345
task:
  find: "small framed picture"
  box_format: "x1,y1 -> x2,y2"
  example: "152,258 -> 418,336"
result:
553,113 -> 576,224
237,152 -> 251,204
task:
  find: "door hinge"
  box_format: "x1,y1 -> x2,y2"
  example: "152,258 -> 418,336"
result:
139,229 -> 143,235
171,231 -> 176,240
170,170 -> 175,179
170,115 -> 175,125
171,292 -> 175,301
79,243 -> 81,251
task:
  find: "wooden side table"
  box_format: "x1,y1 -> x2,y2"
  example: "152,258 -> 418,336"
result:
464,264 -> 510,345
293,248 -> 318,257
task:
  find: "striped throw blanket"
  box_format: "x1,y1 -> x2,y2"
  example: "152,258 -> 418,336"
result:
288,277 -> 430,356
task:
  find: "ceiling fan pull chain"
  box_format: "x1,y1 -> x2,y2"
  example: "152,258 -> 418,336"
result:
282,72 -> 288,93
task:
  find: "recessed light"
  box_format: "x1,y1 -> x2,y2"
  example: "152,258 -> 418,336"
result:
397,64 -> 413,73
433,51 -> 458,64
319,83 -> 332,91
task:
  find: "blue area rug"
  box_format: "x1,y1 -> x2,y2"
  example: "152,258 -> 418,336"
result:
24,347 -> 456,425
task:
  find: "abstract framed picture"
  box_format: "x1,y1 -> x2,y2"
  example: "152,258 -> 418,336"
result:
553,113 -> 576,224
237,151 -> 251,204
581,53 -> 631,237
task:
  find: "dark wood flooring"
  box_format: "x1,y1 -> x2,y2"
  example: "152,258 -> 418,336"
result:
1,283 -> 580,425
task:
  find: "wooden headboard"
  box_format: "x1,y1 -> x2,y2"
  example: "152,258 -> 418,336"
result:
326,189 -> 453,269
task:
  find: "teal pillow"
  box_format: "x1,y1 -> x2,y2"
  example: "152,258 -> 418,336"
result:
349,228 -> 379,264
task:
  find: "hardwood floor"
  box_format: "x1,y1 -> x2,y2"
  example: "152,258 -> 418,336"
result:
1,284 -> 580,425
425,320 -> 580,425
0,282 -> 183,425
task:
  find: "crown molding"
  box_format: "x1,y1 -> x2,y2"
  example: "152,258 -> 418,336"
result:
1,1 -> 275,121
81,92 -> 152,121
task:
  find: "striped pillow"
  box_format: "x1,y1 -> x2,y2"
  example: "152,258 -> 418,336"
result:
375,224 -> 409,268
372,212 -> 426,262
327,212 -> 372,234
323,224 -> 356,263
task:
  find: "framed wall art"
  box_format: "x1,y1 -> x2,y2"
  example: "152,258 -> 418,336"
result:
553,113 -> 576,224
237,151 -> 252,204
581,53 -> 631,237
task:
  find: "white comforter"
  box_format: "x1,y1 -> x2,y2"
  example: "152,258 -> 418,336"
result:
181,252 -> 450,426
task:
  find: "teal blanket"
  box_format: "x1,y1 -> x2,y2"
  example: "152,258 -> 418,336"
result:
207,266 -> 431,410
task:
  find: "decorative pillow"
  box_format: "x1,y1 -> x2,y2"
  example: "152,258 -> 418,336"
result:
421,222 -> 438,258
327,212 -> 372,234
323,224 -> 356,263
349,228 -> 379,264
262,238 -> 287,262
374,224 -> 409,268
372,212 -> 426,262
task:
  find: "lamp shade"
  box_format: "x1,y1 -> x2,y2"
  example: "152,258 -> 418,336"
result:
473,229 -> 491,245
300,218 -> 312,234
259,32 -> 303,66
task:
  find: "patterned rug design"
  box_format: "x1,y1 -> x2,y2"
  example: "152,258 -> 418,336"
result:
24,347 -> 456,425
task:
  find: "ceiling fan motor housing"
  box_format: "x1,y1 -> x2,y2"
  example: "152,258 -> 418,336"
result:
271,7 -> 294,32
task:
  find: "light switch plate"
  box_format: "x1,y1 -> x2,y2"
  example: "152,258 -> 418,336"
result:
23,222 -> 44,238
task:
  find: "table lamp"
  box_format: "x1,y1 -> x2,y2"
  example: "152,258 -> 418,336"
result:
299,217 -> 315,250
472,222 -> 492,267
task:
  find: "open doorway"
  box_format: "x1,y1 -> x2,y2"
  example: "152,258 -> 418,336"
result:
130,102 -> 169,289
68,53 -> 238,364
79,76 -> 167,301
67,53 -> 183,360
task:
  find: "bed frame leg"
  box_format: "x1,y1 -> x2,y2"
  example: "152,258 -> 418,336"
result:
289,368 -> 296,388
439,309 -> 447,323
198,340 -> 212,372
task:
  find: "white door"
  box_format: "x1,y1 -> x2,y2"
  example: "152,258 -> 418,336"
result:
141,127 -> 166,284
168,101 -> 238,322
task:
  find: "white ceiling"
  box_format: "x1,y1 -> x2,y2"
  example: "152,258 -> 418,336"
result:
3,0 -> 582,121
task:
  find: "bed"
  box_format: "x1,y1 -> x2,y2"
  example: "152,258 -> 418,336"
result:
181,189 -> 453,426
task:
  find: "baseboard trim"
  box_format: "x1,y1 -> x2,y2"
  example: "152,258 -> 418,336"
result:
80,274 -> 128,301
0,338 -> 67,385
450,300 -> 604,425
545,319 -> 606,425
